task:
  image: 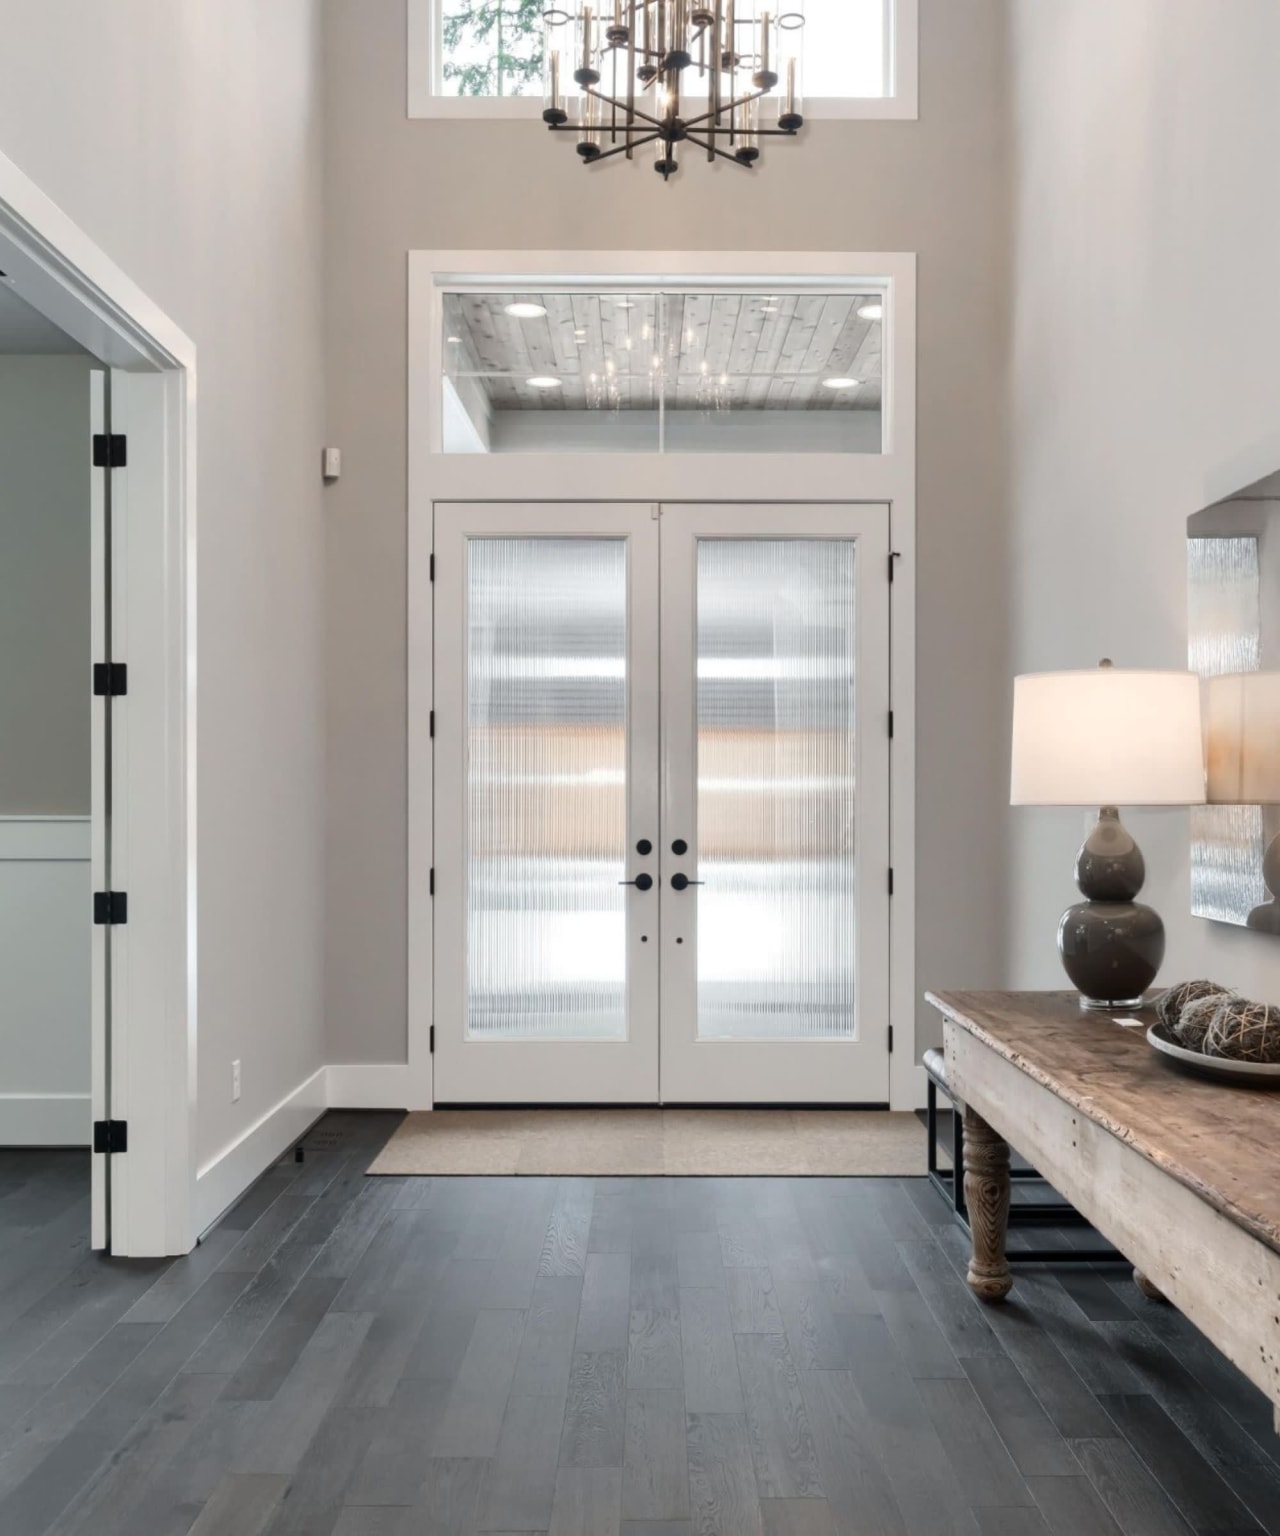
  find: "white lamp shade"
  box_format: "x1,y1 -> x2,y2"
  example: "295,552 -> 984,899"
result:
1204,671 -> 1280,803
1010,669 -> 1206,806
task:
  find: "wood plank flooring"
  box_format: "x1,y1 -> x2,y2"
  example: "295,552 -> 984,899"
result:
0,1113 -> 1277,1535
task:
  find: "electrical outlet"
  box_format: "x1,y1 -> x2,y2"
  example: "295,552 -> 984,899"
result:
231,1059 -> 241,1102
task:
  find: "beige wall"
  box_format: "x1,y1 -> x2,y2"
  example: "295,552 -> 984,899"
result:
0,2 -> 329,1164
1007,1 -> 1280,999
322,0 -> 1013,1064
0,356 -> 94,815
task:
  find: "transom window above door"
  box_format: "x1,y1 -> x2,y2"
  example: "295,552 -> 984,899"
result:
441,287 -> 885,454
408,0 -> 918,119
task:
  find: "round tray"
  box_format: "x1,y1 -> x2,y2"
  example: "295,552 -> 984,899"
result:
1147,1022 -> 1280,1086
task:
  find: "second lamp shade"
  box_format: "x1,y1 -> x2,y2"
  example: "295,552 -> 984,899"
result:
1011,668 -> 1205,807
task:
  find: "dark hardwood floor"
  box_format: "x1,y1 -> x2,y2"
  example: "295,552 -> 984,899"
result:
0,1111 -> 1276,1535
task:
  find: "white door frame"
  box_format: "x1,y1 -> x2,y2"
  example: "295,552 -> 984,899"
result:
408,248 -> 920,1111
0,149 -> 197,1256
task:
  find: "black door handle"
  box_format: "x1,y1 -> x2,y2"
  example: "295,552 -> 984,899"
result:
670,873 -> 704,891
620,872 -> 654,891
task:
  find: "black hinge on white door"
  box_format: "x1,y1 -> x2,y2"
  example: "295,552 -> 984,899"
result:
93,662 -> 128,697
887,1024 -> 894,1054
429,1026 -> 435,1055
93,891 -> 128,926
887,710 -> 894,739
429,553 -> 435,581
887,868 -> 894,897
888,551 -> 900,582
429,868 -> 435,896
93,1120 -> 128,1154
429,710 -> 435,738
92,433 -> 127,469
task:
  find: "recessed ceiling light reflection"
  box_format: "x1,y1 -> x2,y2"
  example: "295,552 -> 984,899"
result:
823,377 -> 859,390
857,302 -> 884,321
527,375 -> 562,389
505,301 -> 548,319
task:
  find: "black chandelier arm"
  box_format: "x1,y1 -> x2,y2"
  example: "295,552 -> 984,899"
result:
682,85 -> 771,131
588,131 -> 663,162
583,84 -> 666,131
685,132 -> 753,169
698,126 -> 800,138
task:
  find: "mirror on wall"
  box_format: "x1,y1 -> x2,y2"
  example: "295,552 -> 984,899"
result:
1187,469 -> 1280,929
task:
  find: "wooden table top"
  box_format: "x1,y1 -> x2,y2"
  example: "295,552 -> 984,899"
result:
927,990 -> 1280,1256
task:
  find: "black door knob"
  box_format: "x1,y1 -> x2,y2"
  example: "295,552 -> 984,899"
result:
672,838 -> 689,856
621,872 -> 654,891
670,872 -> 704,891
636,839 -> 653,856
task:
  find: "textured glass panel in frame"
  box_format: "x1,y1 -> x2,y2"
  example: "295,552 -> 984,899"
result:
1187,535 -> 1267,923
695,539 -> 857,1041
466,538 -> 628,1040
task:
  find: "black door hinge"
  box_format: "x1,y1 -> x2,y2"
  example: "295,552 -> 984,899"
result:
93,1120 -> 128,1154
429,710 -> 435,738
429,553 -> 435,582
429,868 -> 435,896
887,1024 -> 894,1054
887,709 -> 894,739
887,868 -> 894,897
93,891 -> 128,926
888,551 -> 899,582
429,1025 -> 435,1055
92,433 -> 127,469
93,662 -> 128,697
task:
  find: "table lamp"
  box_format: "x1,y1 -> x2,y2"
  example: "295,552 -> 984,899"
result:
1203,670 -> 1280,931
1010,660 -> 1206,1008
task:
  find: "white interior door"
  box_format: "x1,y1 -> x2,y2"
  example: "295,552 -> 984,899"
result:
433,503 -> 661,1103
658,504 -> 892,1104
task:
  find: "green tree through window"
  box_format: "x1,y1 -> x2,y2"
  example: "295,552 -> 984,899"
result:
442,0 -> 546,97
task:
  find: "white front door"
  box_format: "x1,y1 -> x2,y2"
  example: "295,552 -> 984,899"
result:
658,504 -> 891,1103
431,501 -> 891,1105
433,503 -> 662,1103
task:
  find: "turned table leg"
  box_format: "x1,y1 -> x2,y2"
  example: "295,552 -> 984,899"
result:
1133,1268 -> 1168,1303
963,1106 -> 1013,1302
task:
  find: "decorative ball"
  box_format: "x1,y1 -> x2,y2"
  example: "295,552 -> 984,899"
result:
1173,991 -> 1236,1051
1155,979 -> 1225,1033
1204,999 -> 1280,1063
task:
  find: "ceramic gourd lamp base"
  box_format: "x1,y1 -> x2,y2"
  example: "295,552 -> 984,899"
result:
1058,806 -> 1165,1008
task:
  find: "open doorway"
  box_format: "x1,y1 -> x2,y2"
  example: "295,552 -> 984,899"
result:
0,281 -> 99,1244
0,147 -> 197,1257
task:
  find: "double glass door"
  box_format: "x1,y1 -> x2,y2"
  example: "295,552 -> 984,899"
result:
432,502 -> 890,1104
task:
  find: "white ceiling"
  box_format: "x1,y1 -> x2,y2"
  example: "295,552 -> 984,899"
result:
0,278 -> 88,355
445,292 -> 883,413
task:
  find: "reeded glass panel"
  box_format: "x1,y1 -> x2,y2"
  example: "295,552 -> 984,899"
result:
695,539 -> 858,1040
467,538 -> 628,1040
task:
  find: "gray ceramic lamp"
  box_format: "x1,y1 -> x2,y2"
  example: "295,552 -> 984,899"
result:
1011,661 -> 1206,1008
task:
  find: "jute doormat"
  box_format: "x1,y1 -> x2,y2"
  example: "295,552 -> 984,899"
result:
366,1108 -> 926,1177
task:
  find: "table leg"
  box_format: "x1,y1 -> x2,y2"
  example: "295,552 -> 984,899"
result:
963,1106 -> 1013,1302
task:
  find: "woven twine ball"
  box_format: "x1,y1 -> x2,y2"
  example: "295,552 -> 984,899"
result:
1203,999 -> 1280,1063
1173,991 -> 1237,1051
1155,979 -> 1225,1034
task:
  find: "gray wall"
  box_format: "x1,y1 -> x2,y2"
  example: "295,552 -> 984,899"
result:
0,1 -> 329,1165
0,356 -> 94,814
1006,0 -> 1280,1001
322,0 -> 1013,1064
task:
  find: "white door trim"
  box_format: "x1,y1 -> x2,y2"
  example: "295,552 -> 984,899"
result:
408,249 -> 920,1110
0,149 -> 197,1255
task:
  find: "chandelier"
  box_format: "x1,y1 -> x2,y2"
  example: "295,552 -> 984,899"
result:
541,3 -> 806,179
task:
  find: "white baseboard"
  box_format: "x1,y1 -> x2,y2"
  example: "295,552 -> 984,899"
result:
194,1065 -> 328,1235
326,1062 -> 419,1109
0,1092 -> 91,1146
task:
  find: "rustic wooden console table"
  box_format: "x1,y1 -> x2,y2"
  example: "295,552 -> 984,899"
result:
926,990 -> 1280,1433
